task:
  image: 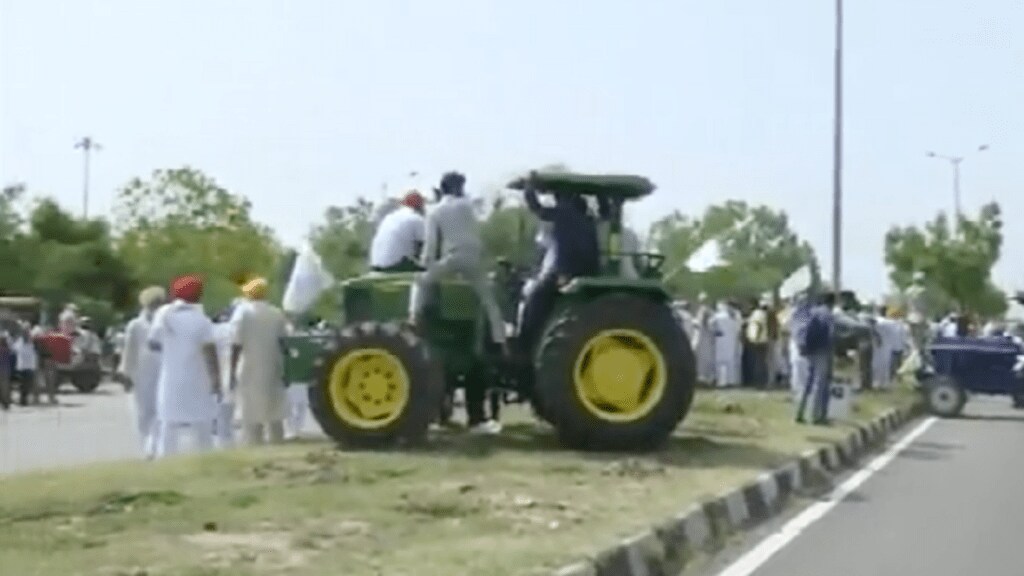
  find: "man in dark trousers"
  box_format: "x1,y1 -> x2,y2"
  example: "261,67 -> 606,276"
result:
517,175 -> 602,353
796,291 -> 836,424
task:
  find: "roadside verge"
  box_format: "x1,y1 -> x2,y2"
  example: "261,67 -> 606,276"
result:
552,400 -> 924,576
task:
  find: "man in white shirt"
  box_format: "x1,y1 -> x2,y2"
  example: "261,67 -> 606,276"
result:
369,191 -> 426,272
712,301 -> 742,387
231,277 -> 289,445
409,172 -> 508,358
119,286 -> 166,458
148,275 -> 222,458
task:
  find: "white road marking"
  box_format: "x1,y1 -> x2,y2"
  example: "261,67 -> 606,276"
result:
715,416 -> 938,576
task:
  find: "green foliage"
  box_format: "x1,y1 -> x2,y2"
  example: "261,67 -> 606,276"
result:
0,187 -> 134,328
884,202 -> 1005,316
309,198 -> 376,281
652,200 -> 815,301
114,167 -> 280,312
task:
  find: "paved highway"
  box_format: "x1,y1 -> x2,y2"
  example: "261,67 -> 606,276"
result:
709,397 -> 1024,576
0,382 -> 318,475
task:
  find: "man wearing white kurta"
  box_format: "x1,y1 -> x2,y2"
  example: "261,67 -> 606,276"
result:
231,278 -> 289,445
118,286 -> 166,459
369,192 -> 426,272
212,311 -> 237,448
873,309 -> 904,390
693,293 -> 717,384
784,295 -> 812,403
711,301 -> 741,387
148,275 -> 221,458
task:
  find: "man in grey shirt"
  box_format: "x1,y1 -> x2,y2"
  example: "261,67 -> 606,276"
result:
408,172 -> 509,356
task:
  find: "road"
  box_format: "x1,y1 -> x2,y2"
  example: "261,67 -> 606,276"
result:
710,397 -> 1024,576
0,382 -> 319,476
0,383 -> 141,475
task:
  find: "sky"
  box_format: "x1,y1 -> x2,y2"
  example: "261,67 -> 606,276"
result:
1,0 -> 1021,299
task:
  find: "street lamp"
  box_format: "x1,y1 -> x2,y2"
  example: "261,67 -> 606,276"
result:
926,144 -> 988,223
74,136 -> 102,218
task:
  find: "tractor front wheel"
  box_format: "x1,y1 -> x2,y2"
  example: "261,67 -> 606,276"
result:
534,294 -> 696,451
924,376 -> 966,418
309,322 -> 443,449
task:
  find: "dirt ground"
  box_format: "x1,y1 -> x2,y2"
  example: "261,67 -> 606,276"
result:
0,388 -> 917,576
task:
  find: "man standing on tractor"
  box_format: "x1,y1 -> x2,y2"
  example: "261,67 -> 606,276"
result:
409,172 -> 508,357
369,191 -> 427,273
518,174 -> 602,352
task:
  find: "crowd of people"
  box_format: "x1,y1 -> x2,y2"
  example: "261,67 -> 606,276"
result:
6,168 -> 1021,449
114,275 -> 301,459
673,293 -> 918,424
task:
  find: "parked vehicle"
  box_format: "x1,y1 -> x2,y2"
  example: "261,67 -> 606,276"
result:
917,335 -> 1024,417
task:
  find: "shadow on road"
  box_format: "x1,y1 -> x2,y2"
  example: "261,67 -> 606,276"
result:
896,446 -> 953,462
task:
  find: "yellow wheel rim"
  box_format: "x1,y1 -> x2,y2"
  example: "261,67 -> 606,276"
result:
328,348 -> 410,430
573,329 -> 667,422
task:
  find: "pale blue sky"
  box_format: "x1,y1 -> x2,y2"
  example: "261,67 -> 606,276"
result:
1,0 -> 1021,297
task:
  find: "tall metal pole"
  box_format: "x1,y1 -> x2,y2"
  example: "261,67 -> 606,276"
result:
926,145 -> 986,230
74,137 -> 101,218
952,158 -> 963,222
831,0 -> 844,294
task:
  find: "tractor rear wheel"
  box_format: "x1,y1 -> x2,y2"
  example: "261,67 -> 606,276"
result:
309,322 -> 443,449
534,294 -> 696,451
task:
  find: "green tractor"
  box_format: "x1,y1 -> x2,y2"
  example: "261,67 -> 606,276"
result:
284,172 -> 696,451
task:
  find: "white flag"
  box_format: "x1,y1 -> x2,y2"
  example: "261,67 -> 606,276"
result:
282,242 -> 335,315
686,239 -> 724,273
779,265 -> 812,299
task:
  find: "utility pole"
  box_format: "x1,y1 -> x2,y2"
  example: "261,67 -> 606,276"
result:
74,137 -> 102,218
926,144 -> 988,227
831,0 -> 844,294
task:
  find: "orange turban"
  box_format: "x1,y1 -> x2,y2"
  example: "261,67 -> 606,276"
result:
402,191 -> 425,211
171,275 -> 204,303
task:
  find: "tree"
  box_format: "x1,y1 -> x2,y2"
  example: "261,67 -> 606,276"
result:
309,197 -> 377,281
884,202 -> 1005,317
114,167 -> 280,311
651,200 -> 815,301
26,198 -> 135,327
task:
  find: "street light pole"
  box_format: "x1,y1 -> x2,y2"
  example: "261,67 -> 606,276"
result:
831,0 -> 844,294
926,144 -> 988,225
74,136 -> 102,218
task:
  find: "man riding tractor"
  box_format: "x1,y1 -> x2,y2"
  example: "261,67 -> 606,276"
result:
285,170 -> 697,452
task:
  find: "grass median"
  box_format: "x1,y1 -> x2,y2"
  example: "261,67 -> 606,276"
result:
0,387 -> 918,576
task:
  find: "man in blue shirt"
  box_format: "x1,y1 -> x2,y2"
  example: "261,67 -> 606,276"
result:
795,291 -> 836,424
517,176 -> 603,354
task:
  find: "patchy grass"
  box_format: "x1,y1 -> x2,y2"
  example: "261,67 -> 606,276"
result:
0,388 -> 917,576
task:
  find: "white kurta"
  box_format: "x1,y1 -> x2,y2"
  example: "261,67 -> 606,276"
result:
711,309 -> 741,387
873,318 -> 905,389
120,313 -> 162,451
212,322 -> 237,447
232,301 -> 288,425
694,306 -> 717,383
148,301 -> 218,425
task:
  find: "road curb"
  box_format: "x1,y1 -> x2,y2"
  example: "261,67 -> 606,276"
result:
550,401 -> 923,576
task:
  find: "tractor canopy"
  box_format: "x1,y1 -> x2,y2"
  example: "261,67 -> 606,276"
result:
506,172 -> 655,200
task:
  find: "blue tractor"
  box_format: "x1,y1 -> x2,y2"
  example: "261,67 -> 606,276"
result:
918,335 -> 1024,417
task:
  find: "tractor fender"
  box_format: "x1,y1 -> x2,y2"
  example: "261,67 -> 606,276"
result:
558,277 -> 670,301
